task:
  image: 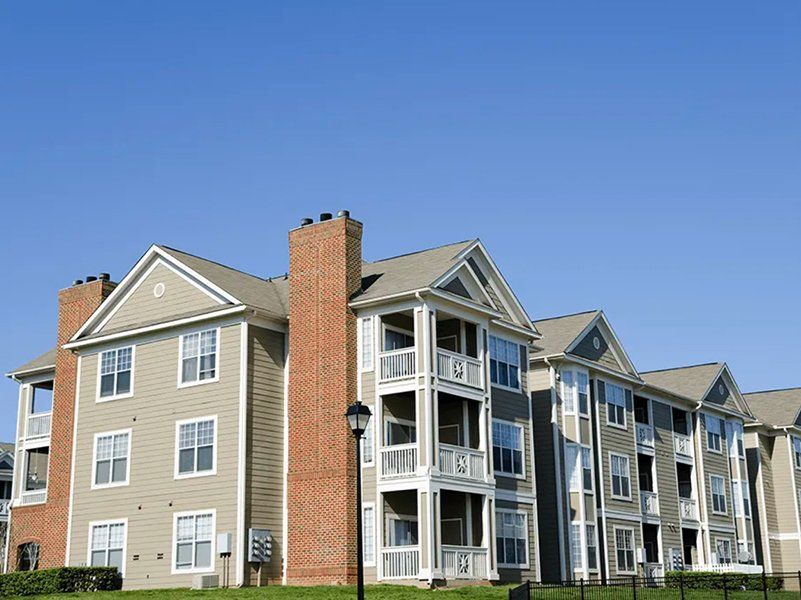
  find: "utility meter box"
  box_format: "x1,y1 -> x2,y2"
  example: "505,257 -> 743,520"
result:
248,528 -> 272,563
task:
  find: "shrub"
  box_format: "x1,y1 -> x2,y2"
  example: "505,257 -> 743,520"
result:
665,571 -> 784,592
0,566 -> 122,596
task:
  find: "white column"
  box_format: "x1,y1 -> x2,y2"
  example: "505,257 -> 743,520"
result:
483,494 -> 499,580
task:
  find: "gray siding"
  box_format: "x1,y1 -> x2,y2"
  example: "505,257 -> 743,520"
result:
572,327 -> 621,373
699,414 -> 734,528
496,500 -> 538,583
596,378 -> 639,514
493,386 -> 534,496
651,400 -> 682,556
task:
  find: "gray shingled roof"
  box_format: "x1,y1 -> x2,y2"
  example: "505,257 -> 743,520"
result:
0,442 -> 14,455
356,240 -> 476,303
530,310 -> 600,357
8,347 -> 57,377
640,363 -> 724,400
744,388 -> 801,427
158,246 -> 289,319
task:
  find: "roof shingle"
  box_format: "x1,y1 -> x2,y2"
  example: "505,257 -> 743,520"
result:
744,388 -> 801,427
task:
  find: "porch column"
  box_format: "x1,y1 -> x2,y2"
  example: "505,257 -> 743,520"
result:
483,493 -> 499,580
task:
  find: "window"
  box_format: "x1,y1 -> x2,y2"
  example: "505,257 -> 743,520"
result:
180,329 -> 218,385
732,480 -> 741,517
496,511 -> 528,568
493,420 -> 524,477
93,430 -> 130,488
176,417 -> 216,478
716,538 -> 732,564
570,523 -> 583,570
98,347 -> 133,399
89,521 -> 126,575
740,480 -> 751,518
606,383 -> 626,427
577,372 -> 589,416
706,415 -> 722,453
610,453 -> 631,499
17,542 -> 39,571
562,371 -> 576,414
0,480 -> 11,499
566,444 -> 580,491
384,418 -> 416,446
24,447 -> 49,492
711,475 -> 727,514
387,516 -> 418,547
615,528 -> 636,574
361,418 -> 374,466
489,336 -> 520,389
174,511 -> 214,572
586,524 -> 598,570
360,318 -> 374,370
362,504 -> 375,565
566,445 -> 592,492
384,326 -> 414,351
582,447 -> 593,491
794,437 -> 801,470
728,422 -> 745,458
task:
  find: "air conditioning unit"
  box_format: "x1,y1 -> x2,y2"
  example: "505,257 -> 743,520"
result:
192,574 -> 219,589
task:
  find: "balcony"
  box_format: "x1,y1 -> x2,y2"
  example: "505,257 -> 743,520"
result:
680,498 -> 698,521
644,563 -> 665,584
442,546 -> 489,579
25,412 -> 52,439
20,490 -> 47,506
381,546 -> 420,579
0,500 -> 10,518
380,444 -> 418,479
437,349 -> 483,389
379,348 -> 417,383
674,433 -> 693,458
636,423 -> 654,449
439,444 -> 485,482
640,491 -> 660,517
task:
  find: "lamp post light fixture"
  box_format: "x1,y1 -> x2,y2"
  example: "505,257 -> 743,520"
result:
346,401 -> 372,600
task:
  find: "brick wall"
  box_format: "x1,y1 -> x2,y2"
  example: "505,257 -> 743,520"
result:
8,280 -> 115,570
286,216 -> 362,585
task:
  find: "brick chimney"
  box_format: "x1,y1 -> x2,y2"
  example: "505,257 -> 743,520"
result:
9,277 -> 115,570
286,212 -> 363,585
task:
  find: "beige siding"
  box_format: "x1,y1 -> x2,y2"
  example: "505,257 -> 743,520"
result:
100,261 -> 220,332
69,322 -> 242,589
245,326 -> 286,585
359,369 -> 378,583
771,435 -> 798,534
699,414 -> 734,528
596,378 -> 639,515
651,399 -> 682,555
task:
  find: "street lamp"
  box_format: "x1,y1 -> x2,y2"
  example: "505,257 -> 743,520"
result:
346,401 -> 372,600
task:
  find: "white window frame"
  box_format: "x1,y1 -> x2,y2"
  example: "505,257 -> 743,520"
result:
177,328 -> 220,388
496,509 -> 530,569
581,446 -> 593,493
171,509 -> 216,574
493,419 -> 526,479
610,452 -> 632,500
728,422 -> 745,459
566,443 -> 580,492
91,428 -> 132,490
87,519 -> 128,577
741,480 -> 751,518
710,474 -> 727,515
362,502 -> 376,567
96,346 -> 135,402
793,436 -> 801,470
382,323 -> 415,351
359,317 -> 374,371
384,416 -> 417,446
570,522 -> 583,571
562,370 -> 576,415
614,526 -> 636,575
489,335 -> 521,391
386,513 -> 419,547
586,523 -> 598,571
174,416 -> 218,480
605,382 -> 627,429
732,479 -> 742,517
577,372 -> 590,417
715,537 -> 733,564
361,416 -> 374,468
706,414 -> 722,454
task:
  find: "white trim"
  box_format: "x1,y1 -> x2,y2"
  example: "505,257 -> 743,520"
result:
495,508 -> 531,569
609,452 -> 633,501
91,428 -> 133,490
604,380 -> 628,429
492,418 -> 526,480
236,322 -> 248,587
281,343 -> 289,586
714,537 -> 733,564
177,327 -> 221,389
488,334 -> 522,392
705,413 -> 723,454
358,316 -> 375,372
612,526 -> 637,575
171,509 -> 217,575
95,345 -> 135,403
86,518 -> 128,577
174,415 -> 218,480
709,474 -> 728,516
362,502 -> 376,567
65,354 -> 82,566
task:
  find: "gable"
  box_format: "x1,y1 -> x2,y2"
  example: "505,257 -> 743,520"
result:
795,411 -> 801,429
0,458 -> 11,471
704,375 -> 731,407
703,368 -> 751,417
571,325 -> 627,373
98,259 -> 224,333
441,276 -> 471,299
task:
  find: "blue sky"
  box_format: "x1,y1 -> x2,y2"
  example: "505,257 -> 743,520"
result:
1,2 -> 799,441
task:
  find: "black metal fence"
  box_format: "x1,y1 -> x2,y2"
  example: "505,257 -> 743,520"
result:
510,572 -> 801,600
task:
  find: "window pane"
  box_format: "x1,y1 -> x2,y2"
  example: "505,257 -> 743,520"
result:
199,354 -> 216,379
196,421 -> 214,446
197,446 -> 214,472
112,458 -> 127,482
179,423 -> 196,449
183,334 -> 199,358
108,549 -> 123,571
91,550 -> 107,567
179,449 -> 195,474
95,461 -> 111,485
116,371 -> 131,395
176,543 -> 193,568
509,366 -> 519,389
100,374 -> 116,398
195,541 -> 212,568
182,358 -> 198,383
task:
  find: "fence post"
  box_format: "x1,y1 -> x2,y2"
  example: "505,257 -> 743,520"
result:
580,578 -> 585,600
527,580 -> 532,600
723,573 -> 728,600
632,575 -> 637,600
680,572 -> 685,600
762,566 -> 768,600
797,571 -> 801,600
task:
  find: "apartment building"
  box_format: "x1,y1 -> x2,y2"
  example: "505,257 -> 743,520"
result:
4,213 -> 541,589
530,311 -> 757,582
743,388 -> 801,573
0,442 -> 13,572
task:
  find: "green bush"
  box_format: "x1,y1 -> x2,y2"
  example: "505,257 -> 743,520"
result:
665,571 -> 784,592
0,566 -> 122,596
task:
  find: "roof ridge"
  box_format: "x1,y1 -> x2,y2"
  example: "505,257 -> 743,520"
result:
641,361 -> 723,375
366,239 -> 476,265
159,245 -> 273,283
745,387 -> 801,396
534,309 -> 600,323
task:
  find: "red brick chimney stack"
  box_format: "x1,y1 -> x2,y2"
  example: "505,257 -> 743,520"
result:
286,212 -> 363,585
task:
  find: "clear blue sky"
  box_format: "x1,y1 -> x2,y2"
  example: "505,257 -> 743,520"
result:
1,2 -> 799,441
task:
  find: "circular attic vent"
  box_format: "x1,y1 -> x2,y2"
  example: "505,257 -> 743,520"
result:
593,336 -> 601,350
153,282 -> 166,298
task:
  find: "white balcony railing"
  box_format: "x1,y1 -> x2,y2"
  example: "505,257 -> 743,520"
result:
442,546 -> 489,580
687,563 -> 763,574
436,349 -> 482,389
644,563 -> 664,582
0,500 -> 10,517
680,497 -> 698,521
26,412 -> 52,439
379,348 -> 416,382
439,444 -> 485,482
20,490 -> 47,506
674,433 -> 693,457
636,423 -> 655,448
380,444 -> 418,478
640,491 -> 660,516
381,546 -> 420,579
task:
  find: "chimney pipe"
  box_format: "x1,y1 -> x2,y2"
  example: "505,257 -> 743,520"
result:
72,279 -> 83,286
98,272 -> 110,281
337,210 -> 350,219
300,217 -> 313,227
319,212 -> 332,222
85,275 -> 97,283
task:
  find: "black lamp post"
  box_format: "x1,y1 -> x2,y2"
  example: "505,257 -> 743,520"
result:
346,401 -> 372,600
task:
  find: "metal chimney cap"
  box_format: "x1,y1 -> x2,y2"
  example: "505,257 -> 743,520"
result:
98,272 -> 110,281
85,275 -> 98,282
72,279 -> 84,286
337,210 -> 350,218
300,217 -> 313,226
319,212 -> 333,222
